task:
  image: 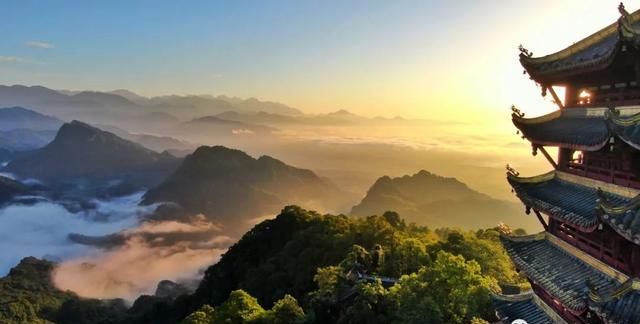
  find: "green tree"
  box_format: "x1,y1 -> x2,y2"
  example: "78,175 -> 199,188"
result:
180,305 -> 214,324
262,294 -> 305,324
382,211 -> 405,229
389,251 -> 498,324
338,280 -> 392,324
312,266 -> 342,298
384,238 -> 429,277
211,290 -> 265,324
340,245 -> 371,271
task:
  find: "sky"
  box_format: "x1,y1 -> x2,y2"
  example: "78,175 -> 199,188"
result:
0,0 -> 628,121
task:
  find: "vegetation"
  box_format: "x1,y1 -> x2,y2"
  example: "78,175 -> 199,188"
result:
0,206 -> 526,323
0,257 -> 75,324
174,206 -> 525,323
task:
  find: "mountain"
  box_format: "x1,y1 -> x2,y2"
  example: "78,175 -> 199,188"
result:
0,85 -> 302,125
143,111 -> 180,123
214,109 -> 417,127
0,257 -> 127,324
350,170 -> 540,231
142,146 -> 354,229
109,89 -> 150,105
182,116 -> 276,136
3,121 -> 180,192
0,128 -> 56,151
215,111 -> 298,125
95,124 -> 194,152
0,176 -> 31,204
216,96 -> 303,116
0,106 -> 64,131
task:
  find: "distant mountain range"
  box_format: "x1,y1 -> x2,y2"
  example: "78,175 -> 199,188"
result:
0,85 -> 302,124
2,121 -> 180,193
0,106 -> 63,131
0,128 -> 57,152
142,146 -> 356,230
214,109 -> 413,127
0,107 -> 196,153
95,124 -> 195,153
351,170 -> 539,231
181,115 -> 276,136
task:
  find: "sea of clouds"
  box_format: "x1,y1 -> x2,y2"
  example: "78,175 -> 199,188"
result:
0,191 -> 233,300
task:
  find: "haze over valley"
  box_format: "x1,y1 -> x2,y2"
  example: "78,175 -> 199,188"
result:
2,1 -> 605,322
0,84 -> 545,302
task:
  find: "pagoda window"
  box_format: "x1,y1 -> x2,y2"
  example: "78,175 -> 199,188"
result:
578,90 -> 592,105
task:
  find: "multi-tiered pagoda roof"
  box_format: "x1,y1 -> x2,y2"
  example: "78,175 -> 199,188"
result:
520,4 -> 640,85
498,3 -> 640,323
513,108 -> 640,151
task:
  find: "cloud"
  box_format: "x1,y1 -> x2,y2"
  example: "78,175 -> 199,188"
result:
26,41 -> 54,49
0,56 -> 25,63
0,192 -> 153,275
53,217 -> 232,300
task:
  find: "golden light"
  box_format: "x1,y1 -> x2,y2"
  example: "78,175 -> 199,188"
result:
578,89 -> 592,105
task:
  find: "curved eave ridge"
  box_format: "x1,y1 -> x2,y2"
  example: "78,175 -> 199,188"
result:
507,171 -> 628,231
598,189 -> 640,245
500,233 -> 618,314
492,291 -> 562,324
519,6 -> 640,81
588,279 -> 640,324
512,109 -> 610,151
609,111 -> 640,150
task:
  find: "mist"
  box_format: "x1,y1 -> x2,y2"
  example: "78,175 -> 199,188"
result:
0,192 -> 155,275
53,217 -> 233,300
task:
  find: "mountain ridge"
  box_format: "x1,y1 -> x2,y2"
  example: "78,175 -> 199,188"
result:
351,170 -> 540,231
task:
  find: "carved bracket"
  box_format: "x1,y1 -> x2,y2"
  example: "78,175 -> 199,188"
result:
518,44 -> 533,58
511,105 -> 525,118
506,164 -> 520,177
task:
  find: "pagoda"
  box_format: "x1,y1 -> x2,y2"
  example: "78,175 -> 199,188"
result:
495,3 -> 640,324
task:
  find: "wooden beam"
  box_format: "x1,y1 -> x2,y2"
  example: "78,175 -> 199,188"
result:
538,145 -> 558,169
547,86 -> 564,109
534,210 -> 549,231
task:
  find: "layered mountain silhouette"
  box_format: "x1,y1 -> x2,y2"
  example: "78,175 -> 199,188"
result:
0,106 -> 63,131
182,116 -> 276,136
142,146 -> 354,229
95,124 -> 194,152
0,85 -> 302,125
214,109 -> 416,127
2,121 -> 180,192
351,170 -> 539,231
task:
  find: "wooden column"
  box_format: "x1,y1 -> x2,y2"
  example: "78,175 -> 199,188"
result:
565,85 -> 575,108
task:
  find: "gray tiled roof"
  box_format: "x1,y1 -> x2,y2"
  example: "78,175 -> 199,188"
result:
492,292 -> 560,324
598,190 -> 640,245
514,109 -> 640,152
508,172 -> 628,231
589,279 -> 640,324
512,109 -> 609,151
501,234 -> 619,313
520,5 -> 640,82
